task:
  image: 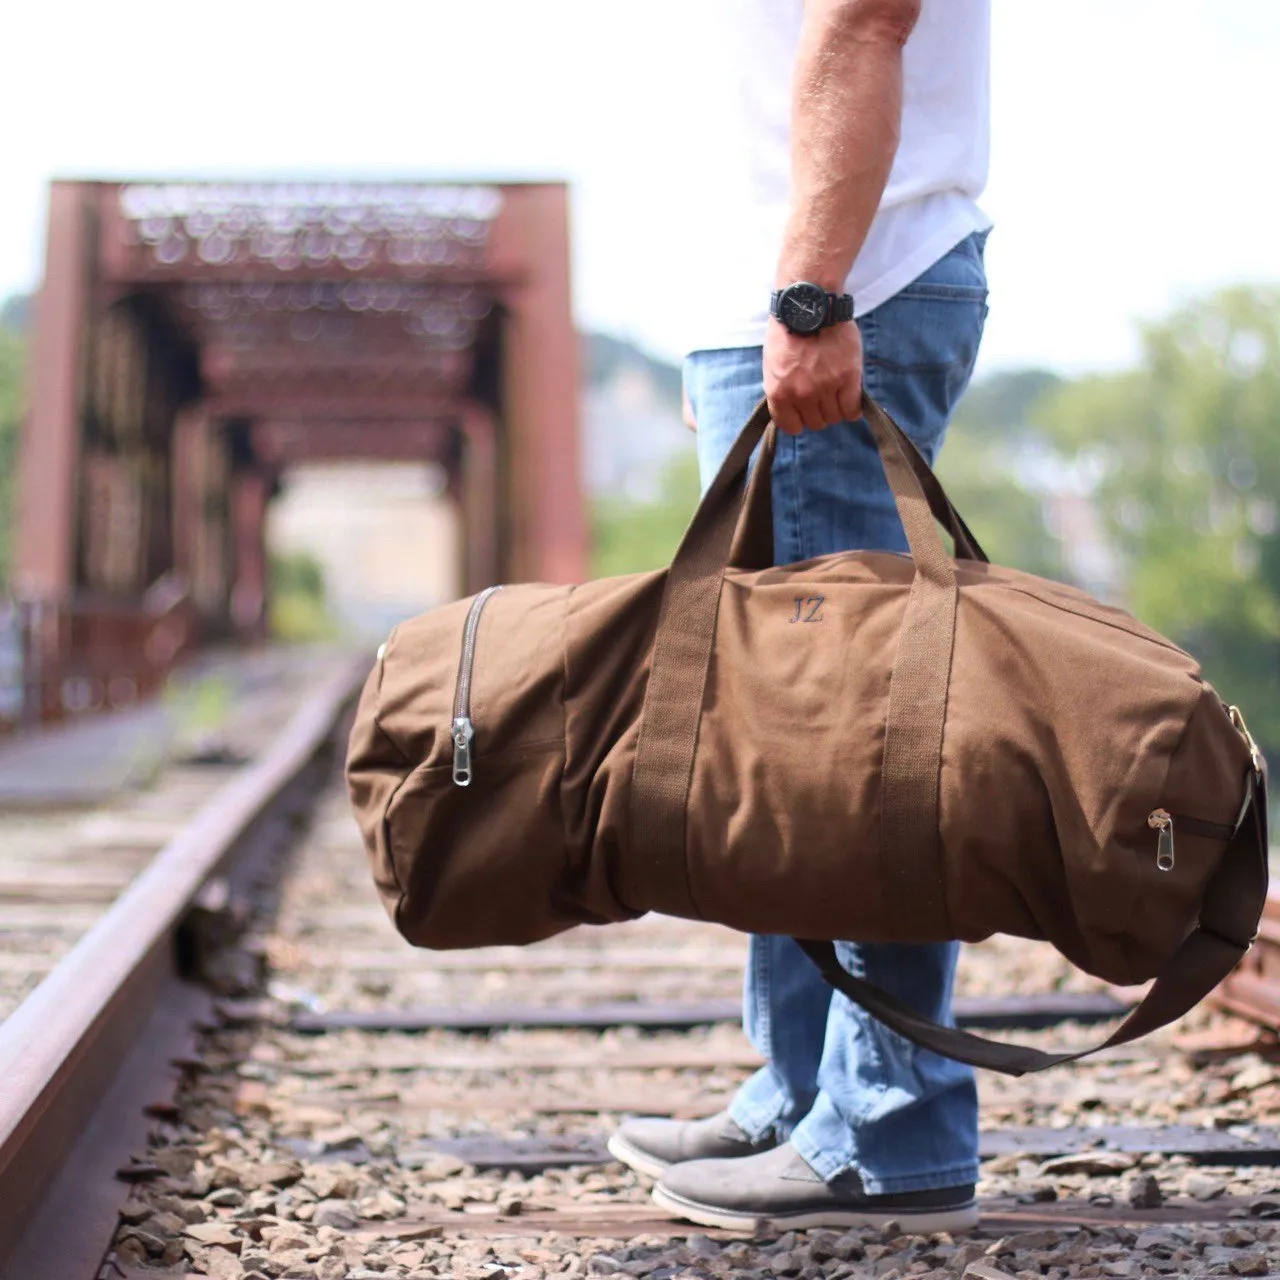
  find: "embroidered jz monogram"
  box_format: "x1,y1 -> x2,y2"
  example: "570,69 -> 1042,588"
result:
789,595 -> 825,624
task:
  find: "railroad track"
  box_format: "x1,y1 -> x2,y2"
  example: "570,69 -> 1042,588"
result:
1,666 -> 1279,1279
0,647 -> 347,1020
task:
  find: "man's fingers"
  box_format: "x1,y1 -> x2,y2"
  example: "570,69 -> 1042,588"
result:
772,388 -> 846,433
816,391 -> 845,428
835,381 -> 864,426
769,396 -> 806,435
793,393 -> 826,432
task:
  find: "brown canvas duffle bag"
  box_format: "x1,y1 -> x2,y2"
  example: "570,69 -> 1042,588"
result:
346,397 -> 1270,1075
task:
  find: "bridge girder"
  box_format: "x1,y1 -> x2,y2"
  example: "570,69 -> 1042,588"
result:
14,180 -> 584,648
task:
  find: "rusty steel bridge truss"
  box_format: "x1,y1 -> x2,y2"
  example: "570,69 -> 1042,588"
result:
10,180 -> 584,724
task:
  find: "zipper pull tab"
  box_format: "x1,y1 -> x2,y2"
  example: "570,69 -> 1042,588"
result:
452,717 -> 475,787
1148,809 -> 1175,871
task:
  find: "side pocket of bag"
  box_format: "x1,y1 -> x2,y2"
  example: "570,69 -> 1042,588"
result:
1119,679 -> 1257,981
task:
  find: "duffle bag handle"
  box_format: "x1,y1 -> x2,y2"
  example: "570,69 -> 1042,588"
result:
627,394 -> 981,934
724,398 -> 988,577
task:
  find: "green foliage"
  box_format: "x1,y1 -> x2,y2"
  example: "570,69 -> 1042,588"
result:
590,449 -> 701,578
950,367 -> 1064,440
164,672 -> 233,737
934,428 -> 1067,582
271,548 -> 325,600
1036,286 -> 1280,753
937,368 -> 1068,580
0,313 -> 25,587
0,295 -> 30,331
268,550 -> 338,642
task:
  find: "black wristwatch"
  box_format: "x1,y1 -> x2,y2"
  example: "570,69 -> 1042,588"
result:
770,282 -> 855,336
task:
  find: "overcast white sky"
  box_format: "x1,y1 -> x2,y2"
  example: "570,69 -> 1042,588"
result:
2,0 -> 1278,375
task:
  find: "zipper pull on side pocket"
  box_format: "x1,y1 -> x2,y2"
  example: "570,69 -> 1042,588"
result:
450,585 -> 504,790
1148,809 -> 1175,871
452,717 -> 475,786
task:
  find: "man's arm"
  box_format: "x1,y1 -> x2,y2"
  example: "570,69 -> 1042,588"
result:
765,0 -> 920,435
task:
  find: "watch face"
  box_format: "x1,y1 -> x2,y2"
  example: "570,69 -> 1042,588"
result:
778,282 -> 828,334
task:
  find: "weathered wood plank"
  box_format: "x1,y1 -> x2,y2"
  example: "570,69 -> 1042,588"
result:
278,946 -> 748,973
268,1043 -> 762,1074
289,991 -> 1133,1034
394,1125 -> 1280,1172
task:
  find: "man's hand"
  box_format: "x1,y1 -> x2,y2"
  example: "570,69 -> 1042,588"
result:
764,319 -> 864,435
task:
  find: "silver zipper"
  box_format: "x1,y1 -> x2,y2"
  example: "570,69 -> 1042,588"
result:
1146,806 -> 1236,873
1148,809 -> 1175,871
452,585 -> 503,786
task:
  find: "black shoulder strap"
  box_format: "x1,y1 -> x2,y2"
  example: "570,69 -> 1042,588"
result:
796,767 -> 1269,1077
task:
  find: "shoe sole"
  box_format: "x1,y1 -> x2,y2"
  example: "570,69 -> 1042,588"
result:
651,1183 -> 980,1234
606,1132 -> 671,1180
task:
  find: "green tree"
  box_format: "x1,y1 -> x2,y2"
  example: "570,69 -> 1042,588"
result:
933,432 -> 1066,582
1037,286 -> 1280,754
590,450 -> 701,577
268,550 -> 337,642
933,367 -> 1068,581
950,367 -> 1064,441
0,316 -> 25,587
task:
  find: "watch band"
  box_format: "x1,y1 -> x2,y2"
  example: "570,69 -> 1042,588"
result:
769,288 -> 856,328
827,294 -> 854,323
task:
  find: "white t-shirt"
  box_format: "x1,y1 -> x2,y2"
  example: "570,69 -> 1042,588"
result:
688,0 -> 992,354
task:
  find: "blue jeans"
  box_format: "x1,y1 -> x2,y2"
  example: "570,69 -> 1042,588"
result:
683,230 -> 989,1195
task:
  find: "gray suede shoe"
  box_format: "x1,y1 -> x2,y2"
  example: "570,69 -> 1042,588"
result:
652,1142 -> 978,1232
607,1111 -> 776,1180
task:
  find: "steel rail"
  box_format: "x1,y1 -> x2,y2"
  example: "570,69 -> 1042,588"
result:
0,655 -> 366,1273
